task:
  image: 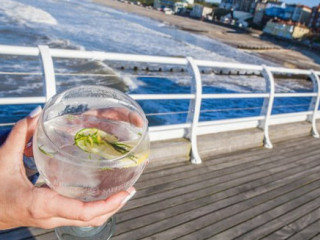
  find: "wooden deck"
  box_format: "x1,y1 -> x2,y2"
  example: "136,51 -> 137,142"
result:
1,136 -> 320,240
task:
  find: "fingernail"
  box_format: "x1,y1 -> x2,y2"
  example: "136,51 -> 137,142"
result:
122,189 -> 136,205
28,106 -> 42,118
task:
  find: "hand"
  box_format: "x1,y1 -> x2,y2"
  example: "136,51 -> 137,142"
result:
84,107 -> 144,128
0,112 -> 136,230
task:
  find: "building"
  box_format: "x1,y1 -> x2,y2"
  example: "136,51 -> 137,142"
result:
263,19 -> 310,39
220,0 -> 274,13
154,0 -> 193,10
290,4 -> 311,24
258,3 -> 311,27
253,1 -> 283,26
185,0 -> 194,5
153,0 -> 175,9
308,5 -> 320,32
253,2 -> 267,25
174,2 -> 189,13
190,4 -> 212,19
264,3 -> 286,19
268,4 -> 312,24
219,0 -> 234,10
233,0 -> 258,13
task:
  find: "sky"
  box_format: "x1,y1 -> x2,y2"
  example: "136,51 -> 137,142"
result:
207,0 -> 320,8
282,0 -> 319,7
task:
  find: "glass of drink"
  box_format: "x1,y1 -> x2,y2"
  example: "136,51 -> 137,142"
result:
32,85 -> 149,240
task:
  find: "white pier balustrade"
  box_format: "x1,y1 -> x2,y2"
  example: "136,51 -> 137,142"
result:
0,44 -> 320,164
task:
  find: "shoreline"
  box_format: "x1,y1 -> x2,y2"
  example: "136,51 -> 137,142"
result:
93,0 -> 320,70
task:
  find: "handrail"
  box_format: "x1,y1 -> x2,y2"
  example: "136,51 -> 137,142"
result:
0,44 -> 319,164
308,70 -> 320,138
38,45 -> 56,99
259,66 -> 275,149
186,57 -> 202,164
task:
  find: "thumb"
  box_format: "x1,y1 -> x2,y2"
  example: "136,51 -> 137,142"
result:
3,107 -> 41,160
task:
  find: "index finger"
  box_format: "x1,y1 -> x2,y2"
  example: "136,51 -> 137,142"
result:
2,115 -> 39,162
84,108 -> 144,128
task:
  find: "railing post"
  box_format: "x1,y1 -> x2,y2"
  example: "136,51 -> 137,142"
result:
260,65 -> 275,149
186,57 -> 202,164
308,70 -> 320,138
38,45 -> 56,100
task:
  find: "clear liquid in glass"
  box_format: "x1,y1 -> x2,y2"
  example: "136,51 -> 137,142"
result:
33,109 -> 149,202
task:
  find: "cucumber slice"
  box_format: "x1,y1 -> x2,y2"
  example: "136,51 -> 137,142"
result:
38,146 -> 55,157
75,128 -> 121,159
75,128 -> 148,167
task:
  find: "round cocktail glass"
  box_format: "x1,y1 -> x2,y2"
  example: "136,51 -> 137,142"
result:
33,85 -> 149,239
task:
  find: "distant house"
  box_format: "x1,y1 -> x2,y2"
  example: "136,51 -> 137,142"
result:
190,4 -> 212,19
254,2 -> 311,28
308,5 -> 320,32
288,4 -> 311,24
153,0 -> 175,10
154,0 -> 193,11
253,1 -> 283,27
174,2 -> 188,13
219,0 -> 234,10
220,0 -> 269,13
253,2 -> 266,25
233,0 -> 258,13
264,3 -> 286,19
184,0 -> 194,5
263,19 -> 310,40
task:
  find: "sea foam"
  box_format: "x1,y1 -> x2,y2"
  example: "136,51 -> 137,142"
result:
0,0 -> 57,25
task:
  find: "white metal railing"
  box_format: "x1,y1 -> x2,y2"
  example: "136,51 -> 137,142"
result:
0,44 -> 319,164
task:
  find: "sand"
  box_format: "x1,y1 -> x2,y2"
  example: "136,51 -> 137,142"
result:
93,0 -> 320,70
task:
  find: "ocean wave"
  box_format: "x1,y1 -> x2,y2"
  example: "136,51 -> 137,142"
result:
0,0 -> 57,26
46,38 -> 85,50
175,74 -> 312,94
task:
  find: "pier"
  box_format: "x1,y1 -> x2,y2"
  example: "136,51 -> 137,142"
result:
1,134 -> 320,239
0,45 -> 320,239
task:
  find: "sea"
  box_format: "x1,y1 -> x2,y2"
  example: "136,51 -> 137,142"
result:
0,0 -> 313,130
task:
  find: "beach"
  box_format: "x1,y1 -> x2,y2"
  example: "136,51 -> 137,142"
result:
93,0 -> 320,70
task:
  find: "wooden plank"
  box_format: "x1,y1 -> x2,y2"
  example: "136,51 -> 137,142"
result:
311,233 -> 320,240
138,139 -> 320,194
27,232 -> 56,240
119,151 -> 320,213
140,136 -> 317,183
262,209 -> 320,240
0,228 -> 52,240
139,136 -> 317,184
118,153 -> 320,224
137,137 -> 320,190
118,150 -> 320,226
113,166 -> 320,239
235,204 -> 320,239
114,172 -> 320,237
134,145 -> 320,198
206,190 -> 320,240
130,180 -> 320,240
287,220 -> 320,240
